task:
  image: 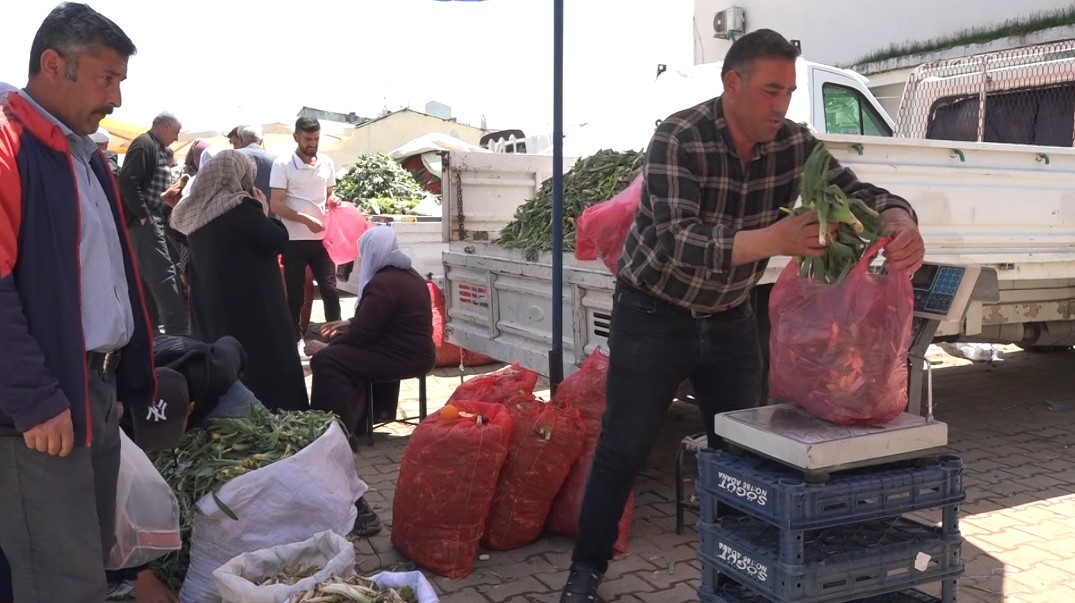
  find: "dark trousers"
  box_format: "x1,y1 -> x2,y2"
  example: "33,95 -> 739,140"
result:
129,215 -> 189,335
284,240 -> 341,340
309,339 -> 431,432
0,366 -> 122,603
572,283 -> 763,570
750,283 -> 773,402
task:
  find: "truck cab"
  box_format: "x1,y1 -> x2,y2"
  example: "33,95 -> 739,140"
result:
541,58 -> 894,158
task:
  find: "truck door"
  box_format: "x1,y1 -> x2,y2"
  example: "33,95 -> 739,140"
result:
809,67 -> 894,136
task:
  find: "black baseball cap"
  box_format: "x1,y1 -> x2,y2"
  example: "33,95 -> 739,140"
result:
131,367 -> 190,451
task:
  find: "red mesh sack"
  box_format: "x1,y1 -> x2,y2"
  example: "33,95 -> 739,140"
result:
392,400 -> 514,578
426,279 -> 498,367
434,342 -> 497,368
552,350 -> 609,434
548,447 -> 635,555
545,349 -> 634,555
426,279 -> 446,348
769,239 -> 914,426
574,173 -> 643,275
482,398 -> 585,550
447,363 -> 540,406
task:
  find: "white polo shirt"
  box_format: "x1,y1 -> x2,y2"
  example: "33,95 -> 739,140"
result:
269,152 -> 336,241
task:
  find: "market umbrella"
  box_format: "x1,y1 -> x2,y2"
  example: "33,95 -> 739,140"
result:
98,115 -> 149,154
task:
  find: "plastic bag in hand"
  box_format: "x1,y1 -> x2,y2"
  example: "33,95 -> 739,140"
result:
575,173 -> 643,275
106,430 -> 181,570
768,239 -> 914,425
322,203 -> 372,265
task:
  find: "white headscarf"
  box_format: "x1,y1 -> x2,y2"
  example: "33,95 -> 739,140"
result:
356,226 -> 413,304
170,150 -> 258,235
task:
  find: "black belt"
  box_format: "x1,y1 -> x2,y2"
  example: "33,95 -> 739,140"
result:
87,350 -> 121,375
616,279 -> 744,319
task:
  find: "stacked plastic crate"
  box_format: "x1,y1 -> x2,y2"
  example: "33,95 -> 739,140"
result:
695,449 -> 965,603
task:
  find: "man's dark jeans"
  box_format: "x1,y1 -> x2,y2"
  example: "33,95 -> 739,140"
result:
284,240 -> 341,340
572,282 -> 764,571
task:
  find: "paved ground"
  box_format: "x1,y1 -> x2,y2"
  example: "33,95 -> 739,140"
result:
340,342 -> 1075,603
113,295 -> 1075,602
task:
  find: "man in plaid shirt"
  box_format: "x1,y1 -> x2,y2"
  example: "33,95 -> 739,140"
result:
119,112 -> 189,335
560,29 -> 924,601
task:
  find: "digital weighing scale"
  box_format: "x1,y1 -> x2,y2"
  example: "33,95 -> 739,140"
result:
715,262 -> 999,478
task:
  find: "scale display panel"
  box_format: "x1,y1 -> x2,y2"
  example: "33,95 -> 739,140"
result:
910,263 -> 981,322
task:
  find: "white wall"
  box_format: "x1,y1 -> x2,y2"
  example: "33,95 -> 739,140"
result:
694,0 -> 1075,67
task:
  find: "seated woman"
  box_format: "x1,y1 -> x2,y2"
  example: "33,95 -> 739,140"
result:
306,226 -> 436,432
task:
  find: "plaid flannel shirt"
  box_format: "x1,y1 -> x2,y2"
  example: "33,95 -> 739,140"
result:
618,96 -> 916,314
147,134 -> 172,215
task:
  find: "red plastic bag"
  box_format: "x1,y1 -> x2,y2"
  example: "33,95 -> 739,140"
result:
768,239 -> 914,425
392,400 -> 513,578
482,398 -> 585,550
545,349 -> 634,555
575,173 -> 643,275
322,203 -> 372,265
447,363 -> 540,406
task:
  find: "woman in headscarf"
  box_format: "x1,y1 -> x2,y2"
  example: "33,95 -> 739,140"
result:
171,150 -> 309,411
307,226 -> 436,430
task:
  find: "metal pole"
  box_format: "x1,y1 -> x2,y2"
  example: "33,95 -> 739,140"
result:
549,0 -> 565,394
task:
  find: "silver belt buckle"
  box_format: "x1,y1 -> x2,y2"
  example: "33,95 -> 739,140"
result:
691,308 -> 710,319
101,351 -> 120,375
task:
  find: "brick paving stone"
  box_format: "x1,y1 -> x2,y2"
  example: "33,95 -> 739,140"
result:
1005,564 -> 1072,592
634,581 -> 703,602
637,562 -> 702,592
440,587 -> 492,602
265,323 -> 1075,603
594,574 -> 657,598
480,577 -> 554,602
961,511 -> 1030,533
997,544 -> 1064,571
973,526 -> 1047,551
985,480 -> 1036,498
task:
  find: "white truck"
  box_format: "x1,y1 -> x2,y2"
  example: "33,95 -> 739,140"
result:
441,57 -> 1075,378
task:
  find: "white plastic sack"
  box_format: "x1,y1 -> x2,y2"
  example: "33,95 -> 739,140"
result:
179,422 -> 367,603
283,571 -> 439,603
213,530 -> 355,603
106,430 -> 181,570
366,571 -> 440,603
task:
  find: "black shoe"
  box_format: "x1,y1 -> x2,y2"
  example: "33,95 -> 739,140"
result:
560,561 -> 603,602
352,497 -> 382,537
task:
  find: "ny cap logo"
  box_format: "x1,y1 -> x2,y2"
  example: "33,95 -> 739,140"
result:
146,399 -> 168,423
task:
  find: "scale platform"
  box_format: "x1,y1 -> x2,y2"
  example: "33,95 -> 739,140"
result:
714,404 -> 948,478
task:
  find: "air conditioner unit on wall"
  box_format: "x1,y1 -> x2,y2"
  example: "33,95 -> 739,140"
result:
713,6 -> 746,39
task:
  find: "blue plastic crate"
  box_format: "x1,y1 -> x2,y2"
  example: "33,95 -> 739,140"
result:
697,450 -> 965,531
698,516 -> 963,602
699,581 -> 942,603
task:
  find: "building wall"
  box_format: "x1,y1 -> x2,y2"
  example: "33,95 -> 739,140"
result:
693,0 -> 1074,67
343,111 -> 484,159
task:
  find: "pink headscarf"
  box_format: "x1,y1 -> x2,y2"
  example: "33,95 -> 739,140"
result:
184,139 -> 211,175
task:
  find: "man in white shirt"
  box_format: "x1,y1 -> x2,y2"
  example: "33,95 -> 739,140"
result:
269,117 -> 341,339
